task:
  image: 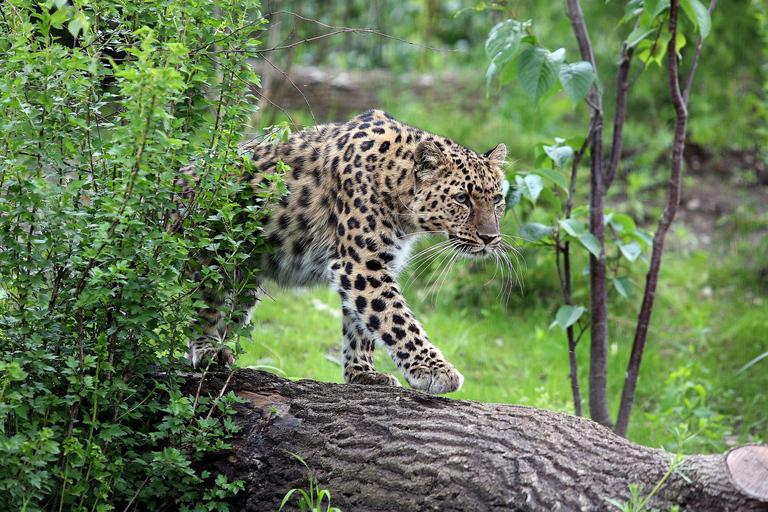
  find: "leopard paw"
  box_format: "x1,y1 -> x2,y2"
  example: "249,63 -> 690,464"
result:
346,370 -> 402,387
189,339 -> 236,369
403,363 -> 464,394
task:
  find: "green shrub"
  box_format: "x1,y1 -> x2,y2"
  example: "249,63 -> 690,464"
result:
0,1 -> 273,509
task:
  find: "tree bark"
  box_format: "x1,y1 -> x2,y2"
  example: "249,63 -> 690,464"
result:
180,369 -> 768,512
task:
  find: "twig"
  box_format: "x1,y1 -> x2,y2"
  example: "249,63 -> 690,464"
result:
259,53 -> 317,126
201,27 -> 455,56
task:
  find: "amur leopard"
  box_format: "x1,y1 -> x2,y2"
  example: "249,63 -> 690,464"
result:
179,109 -> 507,394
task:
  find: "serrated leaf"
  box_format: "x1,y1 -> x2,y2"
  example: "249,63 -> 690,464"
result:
515,174 -> 544,203
532,168 -> 569,195
578,232 -> 602,258
517,47 -> 565,103
558,61 -> 596,105
559,218 -> 585,237
542,144 -> 575,170
555,305 -> 585,330
680,0 -> 711,38
618,240 -> 643,262
613,277 -> 634,298
626,27 -> 656,48
519,222 -> 553,242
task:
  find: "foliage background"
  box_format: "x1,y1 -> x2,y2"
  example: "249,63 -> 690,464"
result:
1,0 -> 767,510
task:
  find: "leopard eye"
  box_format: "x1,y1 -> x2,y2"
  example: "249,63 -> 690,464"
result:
454,192 -> 469,205
494,194 -> 505,205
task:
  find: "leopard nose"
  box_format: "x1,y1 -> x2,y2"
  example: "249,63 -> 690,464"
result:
478,232 -> 499,246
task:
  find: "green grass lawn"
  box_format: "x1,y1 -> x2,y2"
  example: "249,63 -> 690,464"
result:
237,234 -> 768,453
250,73 -> 768,453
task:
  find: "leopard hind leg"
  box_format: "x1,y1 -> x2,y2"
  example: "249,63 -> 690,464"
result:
188,272 -> 262,370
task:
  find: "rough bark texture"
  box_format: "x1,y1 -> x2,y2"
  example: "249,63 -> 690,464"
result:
181,369 -> 768,512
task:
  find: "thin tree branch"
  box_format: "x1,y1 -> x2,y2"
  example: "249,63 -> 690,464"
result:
561,121 -> 593,417
683,0 -> 717,104
604,42 -> 635,190
565,0 -> 611,427
614,0 -> 697,437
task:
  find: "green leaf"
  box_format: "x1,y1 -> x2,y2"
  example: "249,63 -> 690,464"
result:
486,19 -> 527,64
559,218 -> 585,237
558,61 -> 596,105
499,56 -> 519,85
506,186 -> 522,209
629,228 -> 655,247
50,6 -> 69,27
519,222 -> 553,242
542,144 -> 575,170
67,15 -> 86,39
555,305 -> 585,330
680,0 -> 711,38
532,168 -> 569,195
645,0 -> 670,18
515,174 -> 544,203
613,277 -> 634,298
485,19 -> 528,87
626,27 -> 656,48
609,213 -> 637,233
578,232 -> 602,258
517,47 -> 566,103
539,185 -> 561,212
618,240 -> 643,262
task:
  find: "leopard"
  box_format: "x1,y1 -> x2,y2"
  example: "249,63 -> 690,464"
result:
178,109 -> 507,394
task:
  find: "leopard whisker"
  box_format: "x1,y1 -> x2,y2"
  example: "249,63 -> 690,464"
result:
402,240 -> 459,291
429,250 -> 460,306
402,239 -> 454,267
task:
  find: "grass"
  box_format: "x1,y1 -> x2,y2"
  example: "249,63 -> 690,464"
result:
247,70 -> 768,452
238,227 -> 768,452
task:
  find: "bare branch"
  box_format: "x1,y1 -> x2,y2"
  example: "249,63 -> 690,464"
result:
615,0 -> 699,437
259,53 -> 317,126
604,42 -> 634,190
565,0 -> 611,427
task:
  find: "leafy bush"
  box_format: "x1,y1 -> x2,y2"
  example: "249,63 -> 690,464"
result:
0,0 -> 275,509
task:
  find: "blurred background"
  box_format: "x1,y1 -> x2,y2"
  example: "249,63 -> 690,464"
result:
238,0 -> 767,451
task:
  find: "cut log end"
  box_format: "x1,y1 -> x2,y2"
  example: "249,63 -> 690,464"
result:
726,444 -> 768,502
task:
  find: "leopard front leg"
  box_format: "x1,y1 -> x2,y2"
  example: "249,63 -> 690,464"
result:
341,308 -> 401,387
333,259 -> 464,394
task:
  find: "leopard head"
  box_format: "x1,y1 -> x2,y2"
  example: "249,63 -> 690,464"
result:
409,139 -> 507,257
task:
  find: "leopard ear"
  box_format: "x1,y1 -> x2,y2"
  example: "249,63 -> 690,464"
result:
414,140 -> 444,181
484,143 -> 507,167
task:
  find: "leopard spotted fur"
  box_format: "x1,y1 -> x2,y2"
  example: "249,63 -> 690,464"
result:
179,109 -> 507,394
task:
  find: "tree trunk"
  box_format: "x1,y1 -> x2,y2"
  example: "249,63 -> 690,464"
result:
183,369 -> 768,512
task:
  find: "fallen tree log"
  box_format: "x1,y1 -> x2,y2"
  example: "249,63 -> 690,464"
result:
181,369 -> 768,512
